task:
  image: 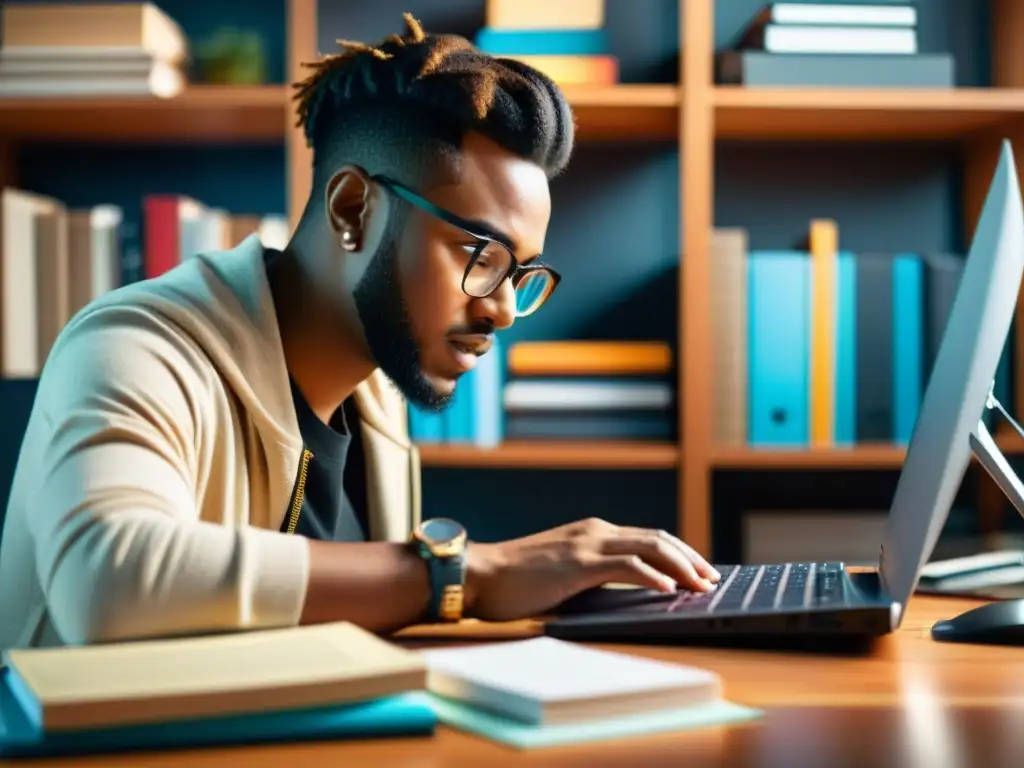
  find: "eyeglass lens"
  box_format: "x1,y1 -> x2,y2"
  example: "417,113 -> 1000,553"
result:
462,240 -> 554,316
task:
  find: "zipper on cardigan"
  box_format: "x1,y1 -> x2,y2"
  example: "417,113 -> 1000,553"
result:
284,448 -> 314,534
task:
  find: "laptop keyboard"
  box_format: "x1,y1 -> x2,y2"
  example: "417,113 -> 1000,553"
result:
655,561 -> 847,614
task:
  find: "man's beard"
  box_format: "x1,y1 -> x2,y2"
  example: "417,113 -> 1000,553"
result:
352,215 -> 452,412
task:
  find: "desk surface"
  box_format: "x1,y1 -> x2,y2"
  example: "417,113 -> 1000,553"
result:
9,596 -> 1024,767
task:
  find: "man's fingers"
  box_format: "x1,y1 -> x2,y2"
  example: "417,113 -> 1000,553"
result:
621,527 -> 721,583
588,555 -> 676,593
602,534 -> 712,592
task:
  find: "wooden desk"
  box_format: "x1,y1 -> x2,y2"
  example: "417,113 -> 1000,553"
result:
9,596 -> 1024,767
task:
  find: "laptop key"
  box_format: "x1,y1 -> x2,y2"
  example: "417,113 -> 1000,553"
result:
780,562 -> 813,608
748,564 -> 786,609
712,565 -> 759,612
813,565 -> 846,605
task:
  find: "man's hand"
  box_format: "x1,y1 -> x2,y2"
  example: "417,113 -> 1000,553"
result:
463,517 -> 720,622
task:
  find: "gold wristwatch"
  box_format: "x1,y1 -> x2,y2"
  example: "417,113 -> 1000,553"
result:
409,517 -> 468,622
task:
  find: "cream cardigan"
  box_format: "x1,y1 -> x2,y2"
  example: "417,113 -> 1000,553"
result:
0,235 -> 421,653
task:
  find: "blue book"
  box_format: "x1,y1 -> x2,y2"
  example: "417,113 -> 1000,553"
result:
408,403 -> 445,443
748,251 -> 810,446
0,669 -> 436,758
471,334 -> 504,447
892,253 -> 923,444
834,251 -> 857,445
474,28 -> 610,56
445,367 -> 476,443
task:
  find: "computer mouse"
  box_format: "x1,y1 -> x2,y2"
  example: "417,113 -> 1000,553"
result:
931,600 -> 1024,645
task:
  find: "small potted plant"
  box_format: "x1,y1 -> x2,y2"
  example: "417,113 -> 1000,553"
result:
196,27 -> 267,85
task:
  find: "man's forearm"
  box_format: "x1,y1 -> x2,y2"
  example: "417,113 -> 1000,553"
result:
299,540 -> 433,634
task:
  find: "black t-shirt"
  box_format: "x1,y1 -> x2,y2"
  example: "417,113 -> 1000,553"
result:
264,247 -> 369,542
284,379 -> 370,542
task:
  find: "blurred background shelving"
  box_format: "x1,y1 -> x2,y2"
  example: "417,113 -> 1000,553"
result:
4,0 -> 1024,571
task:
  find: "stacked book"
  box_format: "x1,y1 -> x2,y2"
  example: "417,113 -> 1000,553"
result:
475,0 -> 617,85
708,221 -> 1012,449
422,636 -> 760,748
502,340 -> 675,441
0,622 -> 435,758
0,2 -> 189,98
0,622 -> 760,756
717,2 -> 954,88
0,187 -> 285,379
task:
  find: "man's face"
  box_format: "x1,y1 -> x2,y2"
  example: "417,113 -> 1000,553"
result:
342,133 -> 552,410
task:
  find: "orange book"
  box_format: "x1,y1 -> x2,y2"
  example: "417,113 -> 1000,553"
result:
507,340 -> 672,376
808,219 -> 838,446
229,214 -> 261,248
507,55 -> 618,86
485,0 -> 605,30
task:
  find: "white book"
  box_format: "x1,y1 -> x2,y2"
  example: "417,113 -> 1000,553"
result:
758,24 -> 917,55
503,380 -> 673,411
0,61 -> 183,98
422,636 -> 720,726
90,205 -> 123,299
764,3 -> 917,27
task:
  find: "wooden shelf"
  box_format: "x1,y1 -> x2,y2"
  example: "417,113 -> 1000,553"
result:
417,440 -> 679,469
0,84 -> 677,145
562,84 -> 679,140
712,443 -> 908,470
0,86 -> 288,144
712,433 -> 1024,470
714,87 -> 1024,141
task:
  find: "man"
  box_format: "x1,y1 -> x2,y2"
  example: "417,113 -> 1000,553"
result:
0,15 -> 718,653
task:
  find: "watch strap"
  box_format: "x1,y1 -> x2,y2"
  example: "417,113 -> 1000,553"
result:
417,541 -> 467,622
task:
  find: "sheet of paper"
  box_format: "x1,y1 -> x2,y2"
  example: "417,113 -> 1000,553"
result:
421,636 -> 719,703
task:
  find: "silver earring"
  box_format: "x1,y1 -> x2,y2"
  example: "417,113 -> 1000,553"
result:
341,230 -> 357,251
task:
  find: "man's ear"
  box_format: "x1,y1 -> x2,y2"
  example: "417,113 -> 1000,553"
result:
324,165 -> 373,252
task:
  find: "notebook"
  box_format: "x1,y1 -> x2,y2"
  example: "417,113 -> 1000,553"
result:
2,621 -> 425,732
422,636 -> 725,725
429,693 -> 760,749
0,668 -> 436,758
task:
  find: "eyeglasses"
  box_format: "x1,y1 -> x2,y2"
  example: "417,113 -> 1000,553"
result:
372,175 -> 560,317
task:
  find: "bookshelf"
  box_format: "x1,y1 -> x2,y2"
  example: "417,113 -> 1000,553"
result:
7,1 -> 1024,558
712,432 -> 1024,471
715,87 -> 1024,140
283,0 -> 1024,555
0,86 -> 288,143
417,441 -> 679,470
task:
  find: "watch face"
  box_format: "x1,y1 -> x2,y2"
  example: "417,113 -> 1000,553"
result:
421,517 -> 465,546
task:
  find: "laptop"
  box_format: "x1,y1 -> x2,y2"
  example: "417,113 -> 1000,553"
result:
545,139 -> 1024,643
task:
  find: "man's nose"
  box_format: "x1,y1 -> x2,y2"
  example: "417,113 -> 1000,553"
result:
472,278 -> 517,330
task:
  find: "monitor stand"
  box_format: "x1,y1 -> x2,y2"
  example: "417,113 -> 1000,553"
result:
931,387 -> 1024,645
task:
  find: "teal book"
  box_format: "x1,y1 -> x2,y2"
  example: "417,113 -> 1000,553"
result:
748,251 -> 810,445
429,694 -> 761,749
0,669 -> 436,758
834,251 -> 857,445
444,366 -> 476,443
471,333 -> 504,447
892,253 -> 923,444
474,28 -> 610,56
407,403 -> 445,443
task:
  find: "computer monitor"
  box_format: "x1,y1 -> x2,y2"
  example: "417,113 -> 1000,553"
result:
880,138 -> 1024,628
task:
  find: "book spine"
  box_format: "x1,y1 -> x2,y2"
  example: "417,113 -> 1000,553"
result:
748,251 -> 809,446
